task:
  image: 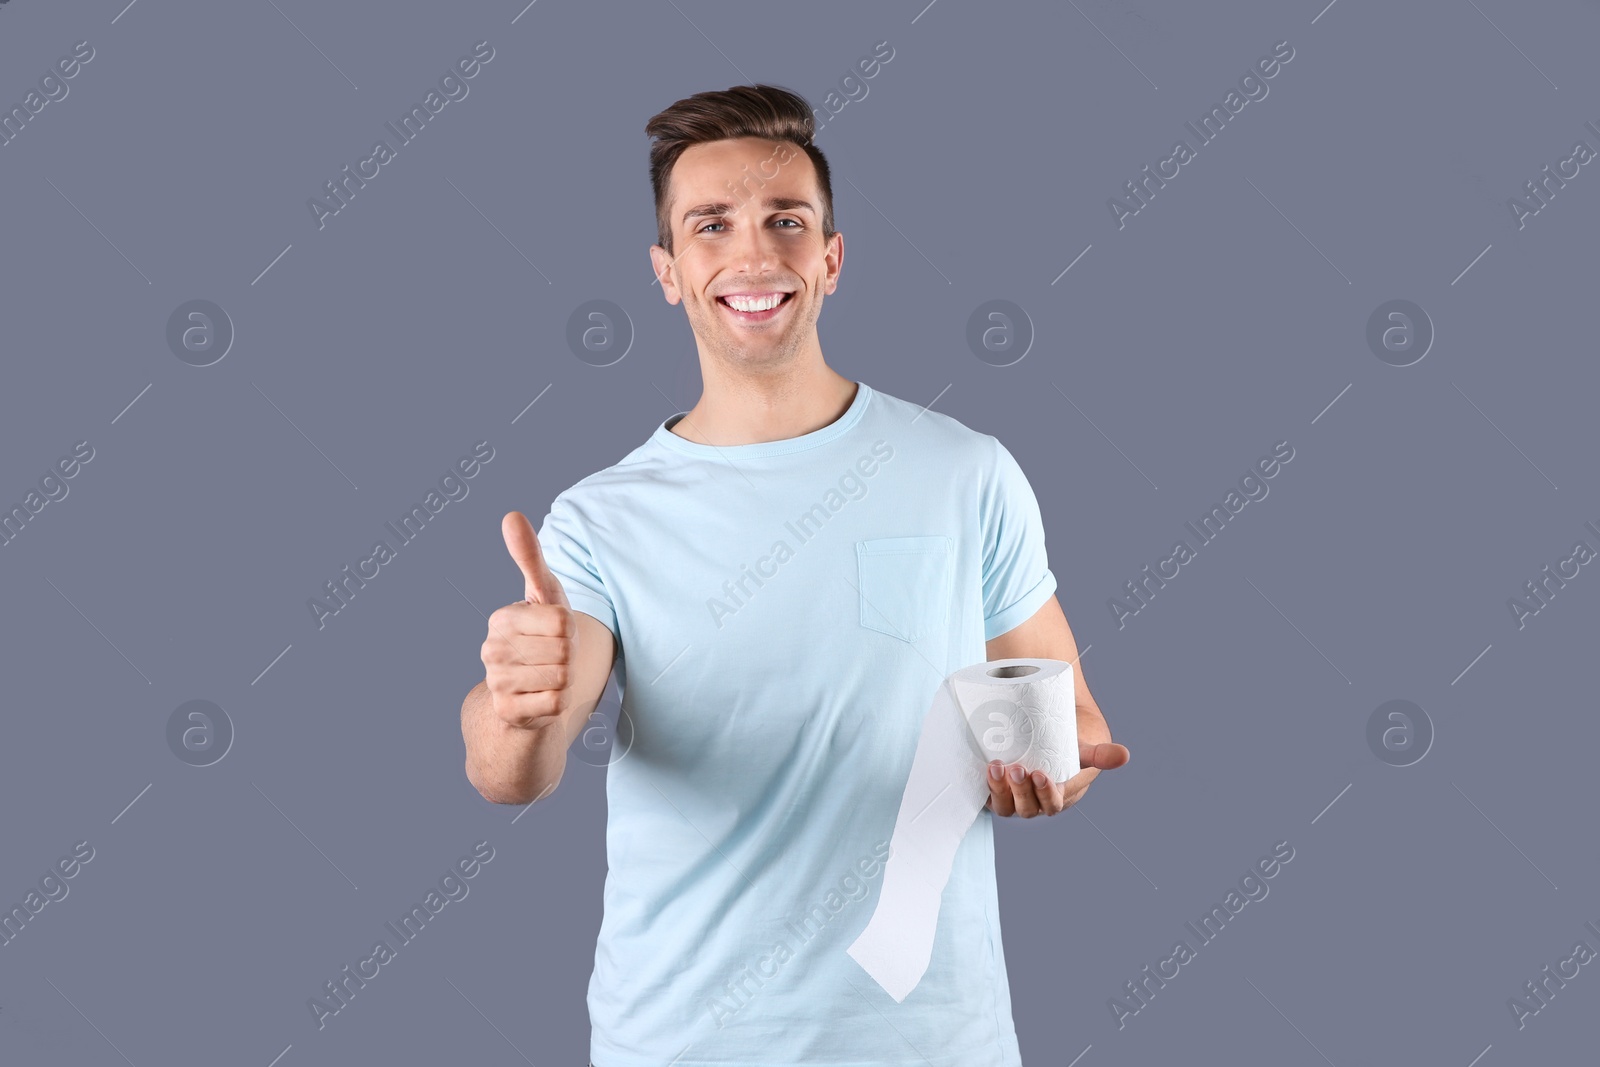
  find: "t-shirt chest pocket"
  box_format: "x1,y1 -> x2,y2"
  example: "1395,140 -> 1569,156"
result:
854,535 -> 954,643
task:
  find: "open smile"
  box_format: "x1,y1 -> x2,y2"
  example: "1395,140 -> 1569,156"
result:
716,291 -> 795,323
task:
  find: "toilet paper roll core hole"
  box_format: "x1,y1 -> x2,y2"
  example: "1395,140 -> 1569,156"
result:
986,665 -> 1040,678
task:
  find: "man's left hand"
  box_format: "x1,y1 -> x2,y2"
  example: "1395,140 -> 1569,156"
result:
985,741 -> 1130,818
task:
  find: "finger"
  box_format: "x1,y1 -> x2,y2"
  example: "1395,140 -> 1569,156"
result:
489,602 -> 573,640
987,761 -> 1014,817
1007,764 -> 1040,817
481,633 -> 567,667
1079,740 -> 1131,771
1032,771 -> 1065,816
501,511 -> 567,607
498,660 -> 570,695
492,689 -> 566,728
1055,767 -> 1092,794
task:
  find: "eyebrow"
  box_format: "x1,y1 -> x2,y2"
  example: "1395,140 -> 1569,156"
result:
680,196 -> 817,225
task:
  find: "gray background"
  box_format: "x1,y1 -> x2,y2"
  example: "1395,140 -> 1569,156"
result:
1,0 -> 1596,1064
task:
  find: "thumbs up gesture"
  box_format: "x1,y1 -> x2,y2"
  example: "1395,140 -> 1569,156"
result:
501,509 -> 571,611
481,511 -> 576,730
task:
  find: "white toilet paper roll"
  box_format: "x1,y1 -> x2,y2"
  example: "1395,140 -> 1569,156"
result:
846,658 -> 1077,1002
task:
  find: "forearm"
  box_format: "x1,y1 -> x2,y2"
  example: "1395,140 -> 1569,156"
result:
461,681 -> 572,805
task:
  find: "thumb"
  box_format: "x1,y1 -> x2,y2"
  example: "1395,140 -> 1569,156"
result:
1079,740 -> 1130,771
501,511 -> 569,607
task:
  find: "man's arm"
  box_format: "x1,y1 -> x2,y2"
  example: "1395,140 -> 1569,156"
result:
984,595 -> 1128,817
463,607 -> 617,805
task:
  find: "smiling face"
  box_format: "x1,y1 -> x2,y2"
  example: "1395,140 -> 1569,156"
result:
650,137 -> 842,372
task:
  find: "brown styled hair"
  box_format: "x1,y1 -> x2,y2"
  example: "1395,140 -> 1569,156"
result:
645,83 -> 835,257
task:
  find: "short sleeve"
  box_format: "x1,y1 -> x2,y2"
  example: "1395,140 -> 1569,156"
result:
979,436 -> 1057,641
536,491 -> 619,643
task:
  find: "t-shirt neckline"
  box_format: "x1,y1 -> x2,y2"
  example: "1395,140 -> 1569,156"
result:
652,381 -> 872,459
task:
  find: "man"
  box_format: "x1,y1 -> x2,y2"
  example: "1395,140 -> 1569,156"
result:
461,83 -> 1129,1066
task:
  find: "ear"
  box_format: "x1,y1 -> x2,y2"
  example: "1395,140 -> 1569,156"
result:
648,244 -> 683,305
822,230 -> 844,296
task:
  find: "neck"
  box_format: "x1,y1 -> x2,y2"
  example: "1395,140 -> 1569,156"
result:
670,361 -> 857,446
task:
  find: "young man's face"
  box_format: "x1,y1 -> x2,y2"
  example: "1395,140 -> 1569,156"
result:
650,136 -> 842,370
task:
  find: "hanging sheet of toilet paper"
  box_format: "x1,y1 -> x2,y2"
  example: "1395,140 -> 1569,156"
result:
846,658 -> 1077,1002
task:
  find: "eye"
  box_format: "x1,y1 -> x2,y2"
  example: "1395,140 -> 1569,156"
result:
697,216 -> 802,234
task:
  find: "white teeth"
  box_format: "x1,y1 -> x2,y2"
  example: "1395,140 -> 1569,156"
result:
722,293 -> 785,312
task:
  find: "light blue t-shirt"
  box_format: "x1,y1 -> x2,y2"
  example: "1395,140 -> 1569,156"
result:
537,380 -> 1057,1067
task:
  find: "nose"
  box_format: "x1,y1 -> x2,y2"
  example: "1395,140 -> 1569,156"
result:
727,216 -> 782,275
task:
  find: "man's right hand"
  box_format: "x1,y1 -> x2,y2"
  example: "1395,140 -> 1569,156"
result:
481,510 -> 576,731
